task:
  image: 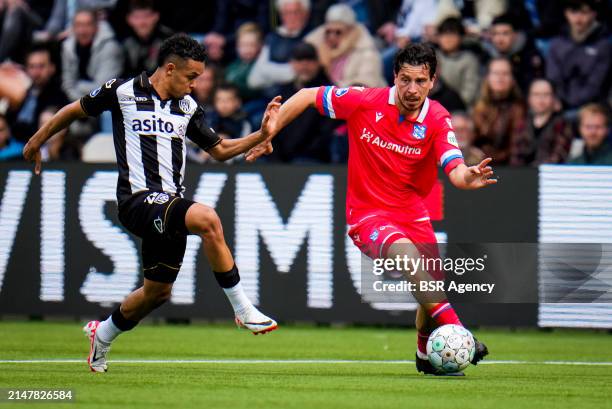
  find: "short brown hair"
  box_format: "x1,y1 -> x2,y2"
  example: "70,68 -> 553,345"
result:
237,22 -> 263,43
578,103 -> 610,127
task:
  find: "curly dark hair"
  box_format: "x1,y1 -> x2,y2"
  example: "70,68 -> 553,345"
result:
393,43 -> 437,79
158,34 -> 207,66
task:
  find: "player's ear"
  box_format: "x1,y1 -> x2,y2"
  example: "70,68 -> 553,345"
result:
165,62 -> 176,76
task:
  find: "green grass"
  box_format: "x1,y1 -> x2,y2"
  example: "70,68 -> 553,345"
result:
0,321 -> 611,409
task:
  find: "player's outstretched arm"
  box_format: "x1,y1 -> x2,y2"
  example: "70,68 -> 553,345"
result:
23,100 -> 87,175
448,158 -> 498,190
208,96 -> 282,161
245,87 -> 319,162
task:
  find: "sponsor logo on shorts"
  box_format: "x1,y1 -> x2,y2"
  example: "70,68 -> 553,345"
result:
369,229 -> 379,242
153,217 -> 164,234
145,192 -> 170,205
105,79 -> 117,88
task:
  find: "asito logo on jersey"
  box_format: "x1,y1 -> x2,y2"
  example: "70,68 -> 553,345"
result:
412,124 -> 427,140
132,115 -> 176,134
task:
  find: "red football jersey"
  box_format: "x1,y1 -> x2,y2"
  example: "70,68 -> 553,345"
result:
315,85 -> 464,224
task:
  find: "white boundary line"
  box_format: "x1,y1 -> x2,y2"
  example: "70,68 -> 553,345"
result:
0,359 -> 611,366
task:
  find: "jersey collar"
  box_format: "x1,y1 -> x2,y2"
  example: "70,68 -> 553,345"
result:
388,86 -> 430,124
139,71 -> 174,103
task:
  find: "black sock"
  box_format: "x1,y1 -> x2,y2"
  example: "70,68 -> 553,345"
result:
111,307 -> 139,331
213,264 -> 240,289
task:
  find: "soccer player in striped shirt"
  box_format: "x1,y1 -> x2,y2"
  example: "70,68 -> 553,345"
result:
246,43 -> 496,375
23,34 -> 281,372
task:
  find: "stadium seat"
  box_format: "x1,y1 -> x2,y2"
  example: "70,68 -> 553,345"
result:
82,133 -> 116,163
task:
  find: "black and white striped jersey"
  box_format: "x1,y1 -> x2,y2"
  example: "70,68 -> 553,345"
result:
80,72 -> 221,204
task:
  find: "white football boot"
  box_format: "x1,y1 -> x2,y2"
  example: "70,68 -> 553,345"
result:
83,321 -> 111,372
235,307 -> 278,335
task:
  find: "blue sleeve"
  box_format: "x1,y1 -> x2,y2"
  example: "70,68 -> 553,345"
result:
0,140 -> 25,161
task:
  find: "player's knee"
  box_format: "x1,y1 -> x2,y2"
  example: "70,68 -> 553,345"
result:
189,206 -> 223,241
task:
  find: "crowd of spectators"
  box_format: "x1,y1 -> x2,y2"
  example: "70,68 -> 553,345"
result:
0,0 -> 611,165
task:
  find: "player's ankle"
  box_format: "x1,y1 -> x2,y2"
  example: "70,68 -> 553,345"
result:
429,301 -> 462,327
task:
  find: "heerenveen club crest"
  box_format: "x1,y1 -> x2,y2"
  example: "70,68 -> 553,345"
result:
412,124 -> 427,140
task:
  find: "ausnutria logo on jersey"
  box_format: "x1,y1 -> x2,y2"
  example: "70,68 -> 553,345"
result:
360,128 -> 421,156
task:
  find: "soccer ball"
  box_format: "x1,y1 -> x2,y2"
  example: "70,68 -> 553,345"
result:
426,324 -> 475,373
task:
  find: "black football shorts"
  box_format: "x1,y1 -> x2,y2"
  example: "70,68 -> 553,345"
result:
118,190 -> 196,283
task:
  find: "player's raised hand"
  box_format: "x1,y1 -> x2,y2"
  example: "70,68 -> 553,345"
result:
22,139 -> 42,175
261,95 -> 281,139
246,96 -> 281,162
463,158 -> 497,189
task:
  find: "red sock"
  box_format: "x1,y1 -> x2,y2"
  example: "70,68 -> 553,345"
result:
429,301 -> 462,327
417,331 -> 429,359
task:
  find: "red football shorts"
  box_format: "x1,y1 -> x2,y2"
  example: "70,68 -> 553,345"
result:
348,213 -> 443,279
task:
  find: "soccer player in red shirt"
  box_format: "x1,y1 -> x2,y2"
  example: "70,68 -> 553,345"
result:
246,44 -> 496,375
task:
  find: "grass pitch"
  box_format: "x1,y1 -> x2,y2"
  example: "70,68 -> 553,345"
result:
0,321 -> 611,409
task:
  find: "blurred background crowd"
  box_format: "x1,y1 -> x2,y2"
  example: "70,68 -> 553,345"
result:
0,0 -> 610,166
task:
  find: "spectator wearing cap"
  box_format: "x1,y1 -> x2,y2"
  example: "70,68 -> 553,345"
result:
225,22 -> 264,103
546,0 -> 611,111
472,57 -> 527,165
122,0 -> 173,78
484,12 -> 544,93
269,42 -> 337,163
512,78 -> 573,165
570,103 -> 612,165
435,17 -> 480,106
305,3 -> 385,87
248,0 -> 311,95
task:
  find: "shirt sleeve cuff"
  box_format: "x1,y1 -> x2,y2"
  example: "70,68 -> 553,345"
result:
315,86 -> 326,116
443,157 -> 464,175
